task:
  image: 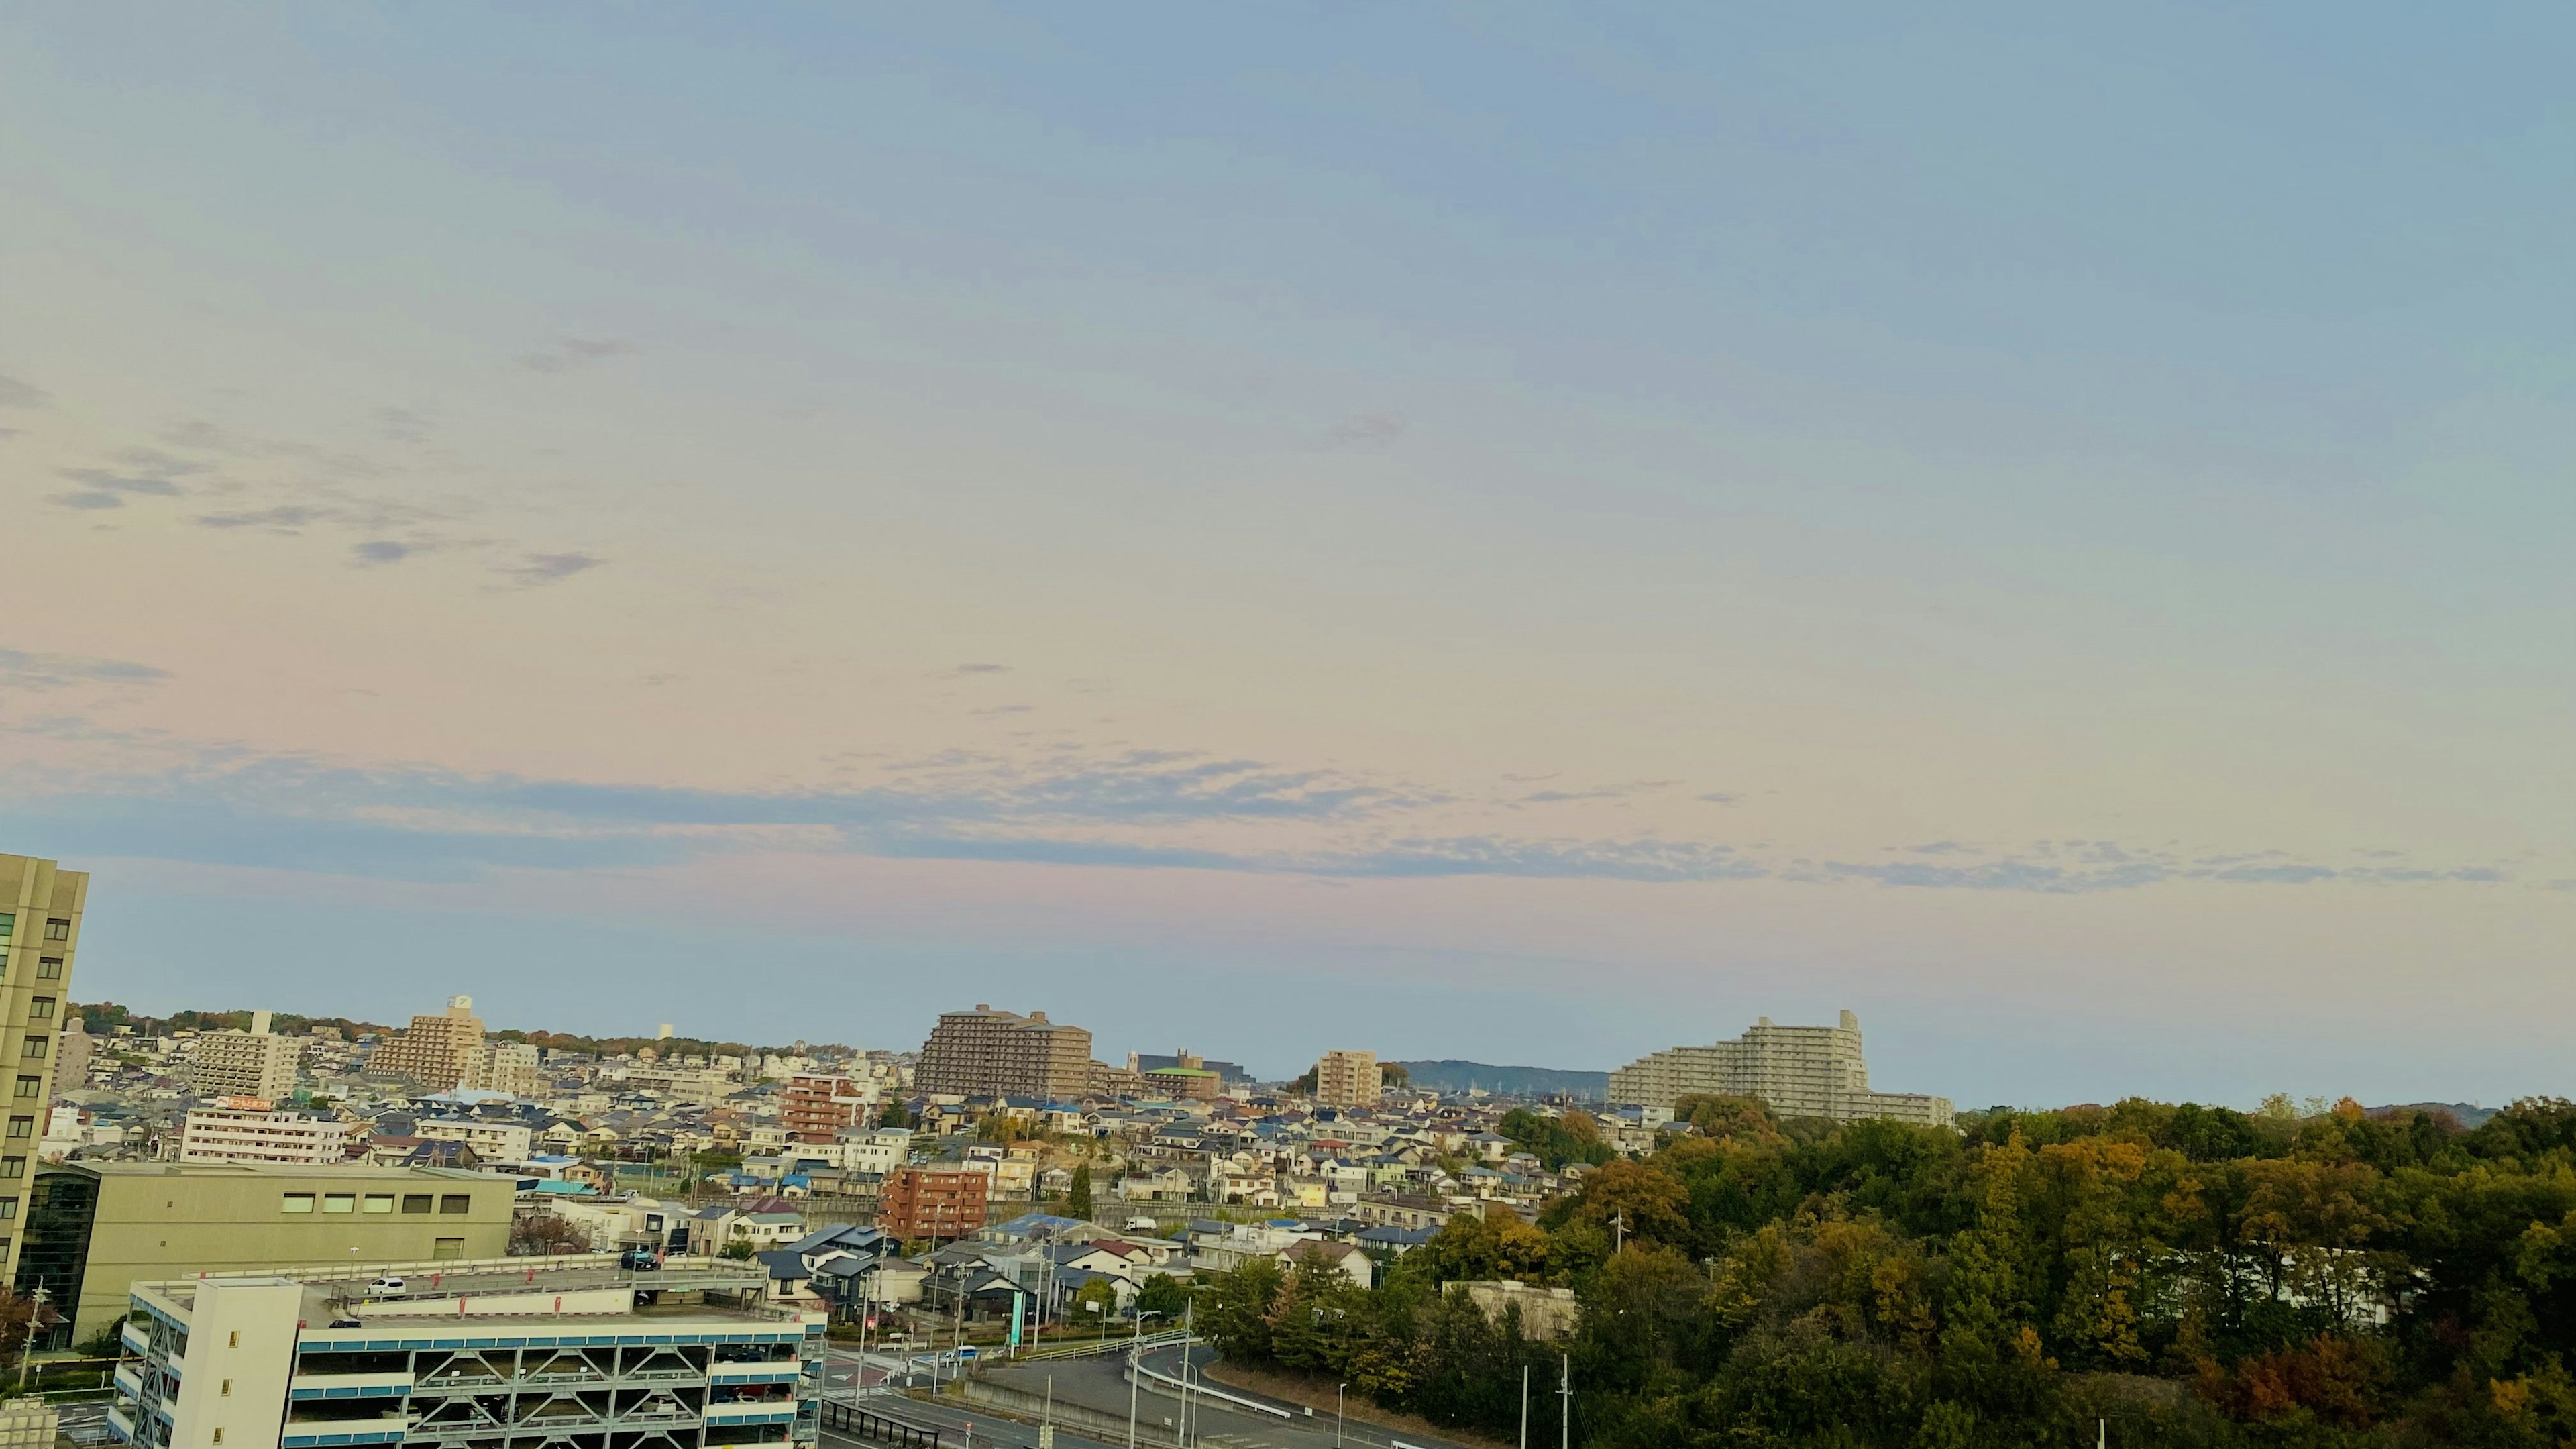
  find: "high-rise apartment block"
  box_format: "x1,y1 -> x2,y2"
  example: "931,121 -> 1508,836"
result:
1608,1010 -> 1953,1126
1314,1049 -> 1383,1108
0,853 -> 82,1283
784,1074 -> 871,1144
369,996 -> 486,1091
914,1005 -> 1092,1100
184,1010 -> 303,1099
877,1165 -> 989,1242
472,1038 -> 541,1097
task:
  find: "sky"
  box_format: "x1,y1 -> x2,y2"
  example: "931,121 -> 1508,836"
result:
1,5 -> 2571,1105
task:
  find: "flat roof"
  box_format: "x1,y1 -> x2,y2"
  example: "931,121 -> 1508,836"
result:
131,1259 -> 808,1338
80,1161 -> 494,1181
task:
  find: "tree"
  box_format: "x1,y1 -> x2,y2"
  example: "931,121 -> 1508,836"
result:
1068,1163 -> 1094,1220
1136,1273 -> 1191,1321
510,1212 -> 594,1256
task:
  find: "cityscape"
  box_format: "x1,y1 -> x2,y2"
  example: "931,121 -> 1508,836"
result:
6,7 -> 2571,1449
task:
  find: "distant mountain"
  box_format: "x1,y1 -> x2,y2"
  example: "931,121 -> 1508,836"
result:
2372,1102 -> 2497,1128
1395,1060 -> 1610,1099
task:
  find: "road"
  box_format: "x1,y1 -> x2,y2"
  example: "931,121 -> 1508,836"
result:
967,1344 -> 1486,1449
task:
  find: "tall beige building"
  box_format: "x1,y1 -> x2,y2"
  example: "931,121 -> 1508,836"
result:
0,854 -> 82,1282
470,1039 -> 541,1097
368,995 -> 486,1091
185,1010 -> 303,1099
1314,1049 -> 1383,1108
1609,1010 -> 1953,1127
916,1005 -> 1093,1099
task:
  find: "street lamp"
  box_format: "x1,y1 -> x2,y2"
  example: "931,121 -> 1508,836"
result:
1336,1383 -> 1348,1449
1125,1309 -> 1165,1449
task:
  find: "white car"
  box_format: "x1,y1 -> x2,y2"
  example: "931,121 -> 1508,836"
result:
369,1275 -> 407,1299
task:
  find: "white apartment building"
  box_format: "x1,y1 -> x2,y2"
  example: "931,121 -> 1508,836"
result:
178,1101 -> 357,1165
415,1118 -> 535,1161
470,1039 -> 541,1097
1608,1010 -> 1953,1126
830,1126 -> 913,1177
184,1010 -> 304,1099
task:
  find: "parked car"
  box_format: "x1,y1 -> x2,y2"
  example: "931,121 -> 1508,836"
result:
368,1275 -> 407,1299
620,1249 -> 663,1272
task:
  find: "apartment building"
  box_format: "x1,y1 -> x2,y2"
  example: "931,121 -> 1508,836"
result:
178,1101 -> 355,1165
877,1165 -> 989,1242
415,1118 -> 535,1162
114,1256 -> 820,1449
368,995 -> 486,1091
19,1161 -> 511,1344
1314,1049 -> 1383,1108
914,1004 -> 1091,1100
782,1074 -> 871,1144
472,1039 -> 541,1097
1607,1010 -> 1953,1126
184,1010 -> 303,1099
0,853 -> 82,1285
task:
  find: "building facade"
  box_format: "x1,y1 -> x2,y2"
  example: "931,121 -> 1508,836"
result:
184,1011 -> 302,1099
914,1005 -> 1091,1100
0,854 -> 83,1285
21,1161 -> 513,1344
369,996 -> 486,1091
1607,1011 -> 1952,1126
876,1165 -> 989,1242
782,1075 -> 870,1144
471,1039 -> 541,1097
177,1102 -> 354,1166
1314,1049 -> 1383,1108
112,1256 -> 821,1449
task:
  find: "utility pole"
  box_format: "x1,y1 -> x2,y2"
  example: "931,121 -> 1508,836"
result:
1520,1363 -> 1529,1449
1612,1210 -> 1625,1256
1559,1352 -> 1572,1449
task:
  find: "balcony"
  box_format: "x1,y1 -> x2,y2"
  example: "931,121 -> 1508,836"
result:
120,1321 -> 150,1358
114,1365 -> 142,1401
105,1405 -> 133,1444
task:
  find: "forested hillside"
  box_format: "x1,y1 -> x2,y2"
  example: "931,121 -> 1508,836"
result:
1197,1095 -> 2576,1447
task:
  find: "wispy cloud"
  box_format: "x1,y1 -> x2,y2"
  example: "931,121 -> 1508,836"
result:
0,649 -> 170,691
1318,413 -> 1406,449
496,552 -> 605,586
520,337 -> 640,374
49,449 -> 210,509
0,373 -> 49,411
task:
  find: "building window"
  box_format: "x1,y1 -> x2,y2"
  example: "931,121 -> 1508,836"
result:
400,1194 -> 431,1214
41,920 -> 67,942
282,1194 -> 315,1214
0,1159 -> 21,1179
363,1194 -> 393,1214
11,1079 -> 35,1100
0,1198 -> 15,1220
34,960 -> 59,980
25,1000 -> 50,1022
439,1195 -> 471,1214
0,1122 -> 22,1143
211,1430 -> 223,1445
19,1039 -> 42,1062
322,1194 -> 354,1214
433,1238 -> 464,1260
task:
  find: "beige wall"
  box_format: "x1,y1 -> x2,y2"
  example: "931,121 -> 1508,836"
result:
66,1163 -> 512,1339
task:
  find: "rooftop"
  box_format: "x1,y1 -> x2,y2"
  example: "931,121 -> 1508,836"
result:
131,1255 -> 809,1337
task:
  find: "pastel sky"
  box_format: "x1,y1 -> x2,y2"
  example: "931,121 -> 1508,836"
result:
3,5 -> 2571,1104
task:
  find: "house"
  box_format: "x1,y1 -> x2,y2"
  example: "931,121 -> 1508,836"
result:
1283,1239 -> 1374,1289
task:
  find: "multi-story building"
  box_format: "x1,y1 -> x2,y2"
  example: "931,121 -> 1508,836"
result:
914,1005 -> 1091,1100
368,996 -> 485,1091
830,1127 -> 912,1178
877,1165 -> 989,1242
184,1011 -> 303,1099
415,1118 -> 535,1163
0,853 -> 83,1285
1314,1049 -> 1383,1108
111,1256 -> 821,1449
178,1101 -> 355,1165
19,1161 -> 512,1346
470,1039 -> 541,1097
782,1075 -> 870,1144
1607,1011 -> 1953,1126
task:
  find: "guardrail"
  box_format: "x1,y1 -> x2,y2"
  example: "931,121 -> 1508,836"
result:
1127,1350 -> 1291,1421
824,1398 -> 943,1448
1016,1330 -> 1189,1362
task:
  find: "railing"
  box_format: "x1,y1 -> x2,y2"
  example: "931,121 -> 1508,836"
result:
1016,1329 -> 1188,1362
822,1399 -> 943,1448
1128,1350 -> 1292,1421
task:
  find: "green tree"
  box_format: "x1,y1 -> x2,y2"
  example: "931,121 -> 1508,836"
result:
1068,1163 -> 1094,1220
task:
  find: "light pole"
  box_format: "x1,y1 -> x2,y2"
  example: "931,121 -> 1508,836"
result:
1519,1363 -> 1529,1449
1336,1382 -> 1348,1449
1126,1309 -> 1164,1449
